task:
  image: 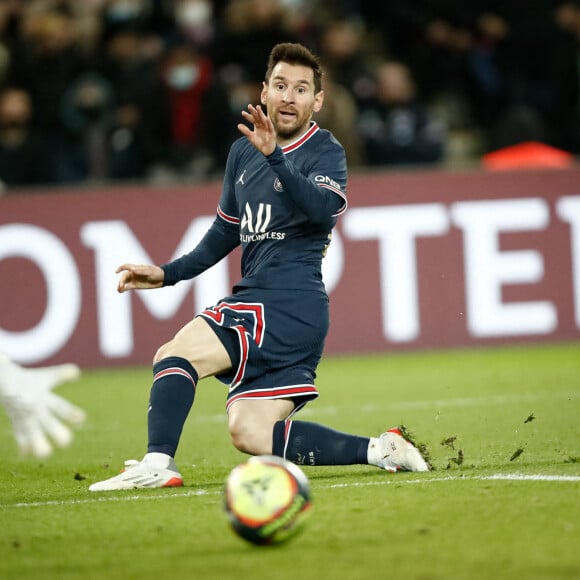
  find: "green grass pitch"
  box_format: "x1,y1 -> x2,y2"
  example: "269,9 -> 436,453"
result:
1,343 -> 579,580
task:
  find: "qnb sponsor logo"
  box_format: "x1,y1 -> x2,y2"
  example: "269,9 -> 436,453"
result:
315,175 -> 342,190
239,202 -> 285,242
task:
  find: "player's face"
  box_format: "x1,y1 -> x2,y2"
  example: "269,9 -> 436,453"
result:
261,62 -> 324,144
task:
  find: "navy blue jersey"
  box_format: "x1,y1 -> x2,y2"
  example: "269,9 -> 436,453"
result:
162,122 -> 347,294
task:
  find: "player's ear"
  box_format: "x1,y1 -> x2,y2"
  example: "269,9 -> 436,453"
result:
261,81 -> 268,105
313,90 -> 324,113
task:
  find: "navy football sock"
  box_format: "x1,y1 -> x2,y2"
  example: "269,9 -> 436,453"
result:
272,420 -> 370,466
147,356 -> 198,457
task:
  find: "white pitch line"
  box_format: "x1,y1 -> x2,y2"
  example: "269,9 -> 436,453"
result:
3,488 -> 213,510
327,473 -> 580,489
1,473 -> 578,510
483,474 -> 580,482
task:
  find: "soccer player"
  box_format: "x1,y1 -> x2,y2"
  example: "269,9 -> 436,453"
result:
89,43 -> 429,491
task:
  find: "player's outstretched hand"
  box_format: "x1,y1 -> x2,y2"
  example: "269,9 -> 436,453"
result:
116,263 -> 164,293
0,352 -> 85,458
238,104 -> 277,156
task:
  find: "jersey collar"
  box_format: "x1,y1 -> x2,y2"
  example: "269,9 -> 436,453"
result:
281,122 -> 320,154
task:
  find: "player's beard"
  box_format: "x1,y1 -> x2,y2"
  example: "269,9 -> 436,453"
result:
270,108 -> 311,142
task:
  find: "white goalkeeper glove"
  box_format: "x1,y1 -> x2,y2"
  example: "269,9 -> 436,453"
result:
0,352 -> 86,458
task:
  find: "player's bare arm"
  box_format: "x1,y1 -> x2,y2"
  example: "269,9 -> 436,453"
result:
238,104 -> 277,156
115,263 -> 164,293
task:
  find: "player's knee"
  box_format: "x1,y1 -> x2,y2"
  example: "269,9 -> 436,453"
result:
228,414 -> 272,456
153,341 -> 178,364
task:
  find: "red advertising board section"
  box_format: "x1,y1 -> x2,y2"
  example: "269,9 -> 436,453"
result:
1,167 -> 579,367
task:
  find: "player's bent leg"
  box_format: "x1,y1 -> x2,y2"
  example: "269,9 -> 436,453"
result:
90,318 -> 234,492
271,420 -> 431,472
146,316 -> 233,459
148,317 -> 234,454
228,398 -> 295,456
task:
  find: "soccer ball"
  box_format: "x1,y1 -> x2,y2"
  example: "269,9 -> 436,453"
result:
224,455 -> 312,546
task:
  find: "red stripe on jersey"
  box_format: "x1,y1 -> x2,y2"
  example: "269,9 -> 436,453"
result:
226,384 -> 318,412
217,205 -> 239,224
225,303 -> 265,346
201,308 -> 222,324
282,123 -> 320,154
319,183 -> 348,216
202,301 -> 265,346
153,367 -> 197,388
283,419 -> 292,459
230,324 -> 250,389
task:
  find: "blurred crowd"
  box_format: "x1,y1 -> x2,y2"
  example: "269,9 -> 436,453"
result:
0,0 -> 579,190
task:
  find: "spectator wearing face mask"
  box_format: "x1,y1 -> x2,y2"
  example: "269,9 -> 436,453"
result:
0,86 -> 51,190
102,0 -> 151,35
171,0 -> 216,54
148,42 -> 235,183
60,72 -> 116,183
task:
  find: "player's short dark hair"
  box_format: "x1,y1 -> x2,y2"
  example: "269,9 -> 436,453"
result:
265,43 -> 323,94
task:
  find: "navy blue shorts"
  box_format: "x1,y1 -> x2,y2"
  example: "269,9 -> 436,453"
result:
198,287 -> 328,414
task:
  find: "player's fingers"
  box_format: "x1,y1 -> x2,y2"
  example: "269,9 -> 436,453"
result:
12,417 -> 33,454
45,392 -> 86,426
245,105 -> 265,125
32,364 -> 81,390
36,405 -> 74,448
241,109 -> 261,127
52,363 -> 81,383
256,105 -> 267,121
117,270 -> 134,293
240,110 -> 253,123
253,106 -> 269,129
115,263 -> 134,274
19,415 -> 54,458
237,122 -> 251,137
